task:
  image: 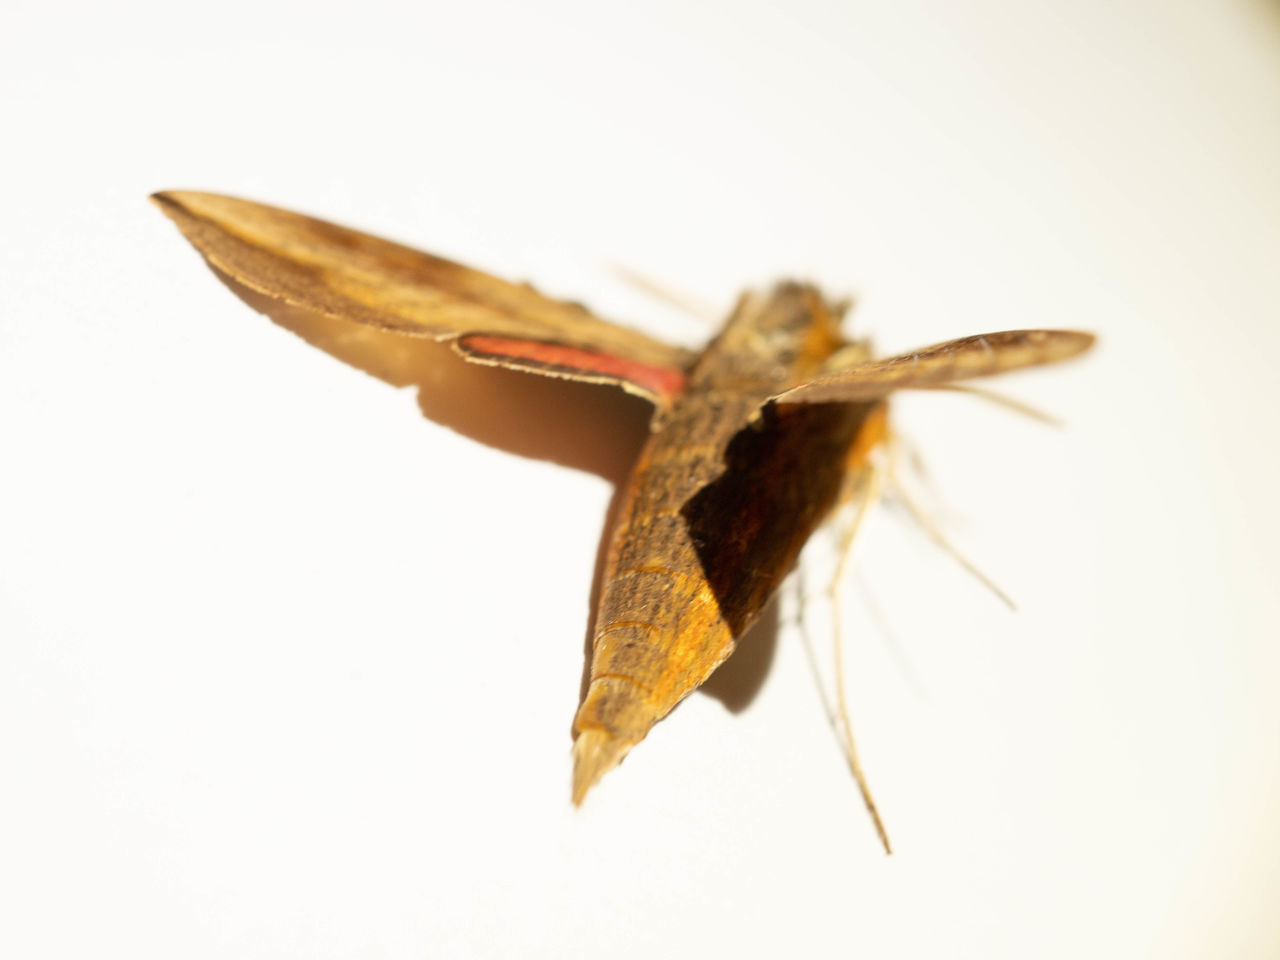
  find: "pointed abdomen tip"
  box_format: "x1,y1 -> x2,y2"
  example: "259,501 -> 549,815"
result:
571,729 -> 635,806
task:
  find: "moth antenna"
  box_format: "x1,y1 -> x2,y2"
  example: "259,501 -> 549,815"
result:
828,461 -> 893,854
887,438 -> 1017,611
923,384 -> 1064,427
611,265 -> 721,326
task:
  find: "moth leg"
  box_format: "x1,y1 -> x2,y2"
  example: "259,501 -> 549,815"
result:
828,456 -> 893,854
885,434 -> 1016,610
922,383 -> 1063,427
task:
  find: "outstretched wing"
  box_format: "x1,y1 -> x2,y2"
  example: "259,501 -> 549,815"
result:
152,191 -> 692,405
772,329 -> 1094,404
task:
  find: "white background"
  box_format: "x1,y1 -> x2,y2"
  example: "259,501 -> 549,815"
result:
3,1 -> 1279,957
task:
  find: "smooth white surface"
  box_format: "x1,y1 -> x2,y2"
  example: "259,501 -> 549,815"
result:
3,1 -> 1279,957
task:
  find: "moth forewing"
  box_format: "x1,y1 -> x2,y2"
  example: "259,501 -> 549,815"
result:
772,329 -> 1095,405
151,191 -> 693,410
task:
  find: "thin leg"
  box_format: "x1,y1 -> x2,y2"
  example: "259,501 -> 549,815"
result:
828,461 -> 893,854
923,383 -> 1063,427
886,435 -> 1016,611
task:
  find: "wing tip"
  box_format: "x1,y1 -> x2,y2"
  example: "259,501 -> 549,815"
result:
150,190 -> 246,224
1027,328 -> 1096,359
149,189 -> 180,213
149,189 -> 199,208
1060,329 -> 1097,356
150,190 -> 213,226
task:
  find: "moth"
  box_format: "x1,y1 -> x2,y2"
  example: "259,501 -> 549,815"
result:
154,192 -> 1093,846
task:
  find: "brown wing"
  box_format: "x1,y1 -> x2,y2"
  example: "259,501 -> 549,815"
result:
152,191 -> 692,404
772,329 -> 1095,404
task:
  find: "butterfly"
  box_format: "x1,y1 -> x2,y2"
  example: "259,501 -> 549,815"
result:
154,191 -> 1094,849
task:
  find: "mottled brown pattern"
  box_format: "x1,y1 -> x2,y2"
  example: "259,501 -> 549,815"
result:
571,285 -> 880,799
153,192 -> 1095,813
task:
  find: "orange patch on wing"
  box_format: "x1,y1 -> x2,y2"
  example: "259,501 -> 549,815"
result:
459,334 -> 687,403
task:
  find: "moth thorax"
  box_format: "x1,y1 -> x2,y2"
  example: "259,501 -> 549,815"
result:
694,281 -> 847,390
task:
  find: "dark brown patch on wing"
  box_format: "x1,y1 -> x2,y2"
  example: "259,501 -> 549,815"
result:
681,400 -> 879,634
